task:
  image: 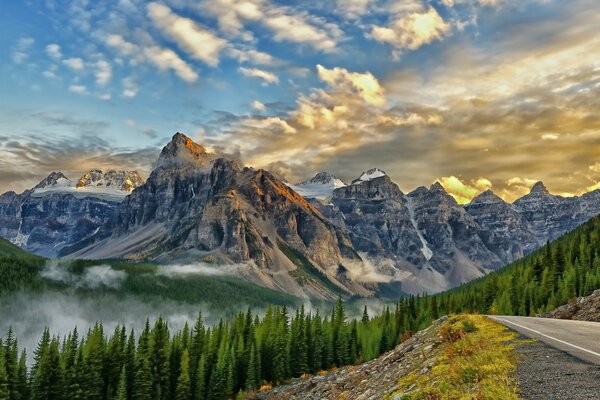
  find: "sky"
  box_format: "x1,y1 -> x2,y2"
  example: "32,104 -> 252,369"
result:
1,0 -> 599,203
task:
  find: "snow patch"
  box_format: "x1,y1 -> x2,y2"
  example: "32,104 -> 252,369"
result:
405,195 -> 433,260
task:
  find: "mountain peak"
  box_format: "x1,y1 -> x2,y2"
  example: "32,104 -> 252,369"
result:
157,132 -> 211,168
33,171 -> 68,190
469,189 -> 504,205
430,181 -> 446,192
298,172 -> 345,186
530,181 -> 549,195
352,168 -> 387,184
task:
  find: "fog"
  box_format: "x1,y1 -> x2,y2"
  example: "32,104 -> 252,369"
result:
0,261 -> 391,361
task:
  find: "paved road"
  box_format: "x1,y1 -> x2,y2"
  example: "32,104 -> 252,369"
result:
489,315 -> 600,365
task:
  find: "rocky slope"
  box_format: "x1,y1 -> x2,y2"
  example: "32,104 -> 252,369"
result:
540,289 -> 600,322
63,133 -> 368,299
259,317 -> 447,400
0,169 -> 144,257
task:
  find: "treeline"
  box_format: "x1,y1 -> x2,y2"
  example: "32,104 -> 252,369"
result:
433,214 -> 600,316
0,298 -> 430,400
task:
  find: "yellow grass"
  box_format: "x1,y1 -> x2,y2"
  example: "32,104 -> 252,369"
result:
389,315 -> 522,400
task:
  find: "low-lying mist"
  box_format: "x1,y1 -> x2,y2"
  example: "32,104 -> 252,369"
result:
0,260 -> 391,360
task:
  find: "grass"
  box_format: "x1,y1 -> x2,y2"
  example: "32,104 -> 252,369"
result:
390,315 -> 521,400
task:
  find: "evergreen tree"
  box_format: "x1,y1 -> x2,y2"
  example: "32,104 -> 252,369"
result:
175,350 -> 191,400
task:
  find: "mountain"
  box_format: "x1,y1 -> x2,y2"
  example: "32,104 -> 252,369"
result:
286,172 -> 346,201
0,169 -> 144,257
464,189 -> 538,263
63,133 -> 369,299
1,132 -> 600,297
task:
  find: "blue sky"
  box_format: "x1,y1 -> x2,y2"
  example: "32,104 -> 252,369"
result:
1,0 -> 599,202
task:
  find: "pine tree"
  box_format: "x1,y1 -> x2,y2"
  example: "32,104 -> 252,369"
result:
194,354 -> 207,400
116,367 -> 127,400
0,341 -> 9,400
175,350 -> 191,400
15,351 -> 27,400
361,306 -> 369,325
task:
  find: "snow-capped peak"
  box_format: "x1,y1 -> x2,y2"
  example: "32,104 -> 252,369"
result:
287,172 -> 346,201
31,169 -> 144,201
352,168 -> 387,184
33,172 -> 69,190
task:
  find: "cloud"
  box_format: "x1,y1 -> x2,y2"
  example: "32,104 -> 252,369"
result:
0,131 -> 158,193
336,0 -> 375,18
590,163 -> 600,173
12,37 -> 35,64
201,0 -> 341,52
143,46 -> 199,82
63,57 -> 85,71
437,176 -> 492,204
541,133 -> 559,140
122,77 -> 139,98
68,85 -> 88,95
228,47 -> 275,65
370,6 -> 451,53
156,262 -> 243,277
41,262 -> 127,289
239,67 -> 279,84
106,34 -> 198,83
94,60 -> 112,86
317,64 -> 385,107
147,2 -> 226,66
251,100 -> 266,111
45,43 -> 62,59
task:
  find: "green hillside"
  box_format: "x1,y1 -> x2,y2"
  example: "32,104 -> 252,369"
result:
435,214 -> 600,316
0,236 -> 43,260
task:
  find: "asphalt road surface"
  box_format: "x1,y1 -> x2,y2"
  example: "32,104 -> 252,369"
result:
489,315 -> 600,365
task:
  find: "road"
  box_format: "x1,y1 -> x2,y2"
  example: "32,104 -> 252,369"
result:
489,315 -> 600,365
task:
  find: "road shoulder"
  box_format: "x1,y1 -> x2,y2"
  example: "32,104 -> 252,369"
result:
515,336 -> 600,400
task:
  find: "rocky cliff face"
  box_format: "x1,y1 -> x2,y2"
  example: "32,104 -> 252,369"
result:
0,170 -> 144,257
65,133 -> 367,299
464,189 -> 538,264
511,182 -> 585,243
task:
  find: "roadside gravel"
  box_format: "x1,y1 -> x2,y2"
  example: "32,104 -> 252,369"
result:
516,337 -> 600,400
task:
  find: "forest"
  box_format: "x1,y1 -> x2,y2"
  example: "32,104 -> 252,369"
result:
0,214 -> 599,399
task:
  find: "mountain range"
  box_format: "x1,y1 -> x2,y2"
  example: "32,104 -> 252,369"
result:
1,132 -> 599,298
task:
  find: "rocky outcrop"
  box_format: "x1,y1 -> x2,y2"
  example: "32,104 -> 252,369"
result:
540,289 -> 600,322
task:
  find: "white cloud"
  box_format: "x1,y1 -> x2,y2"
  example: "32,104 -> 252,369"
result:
228,47 -> 275,65
106,34 -> 198,83
99,93 -> 112,101
370,6 -> 451,52
251,100 -> 266,111
336,0 -> 375,18
317,64 -> 386,107
68,84 -> 88,95
541,133 -> 559,140
147,2 -> 226,66
143,46 -> 199,82
202,0 -> 340,52
12,37 -> 34,64
122,77 -> 139,98
45,43 -> 62,59
63,57 -> 85,71
94,60 -> 112,86
239,67 -> 279,84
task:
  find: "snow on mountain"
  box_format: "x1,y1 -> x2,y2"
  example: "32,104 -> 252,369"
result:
32,170 -> 144,201
351,168 -> 387,184
287,172 -> 346,201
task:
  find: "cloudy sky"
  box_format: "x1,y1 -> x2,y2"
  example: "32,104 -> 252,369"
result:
1,0 -> 599,203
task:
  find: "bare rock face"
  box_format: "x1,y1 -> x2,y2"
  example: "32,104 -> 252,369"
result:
512,181 -> 585,243
65,133 -> 365,299
464,189 -> 538,264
